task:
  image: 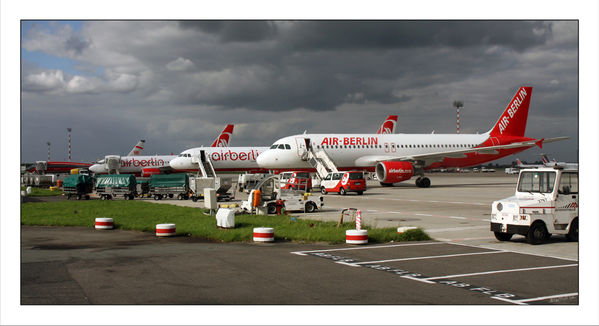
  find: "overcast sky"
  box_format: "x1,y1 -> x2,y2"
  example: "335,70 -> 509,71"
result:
20,20 -> 578,164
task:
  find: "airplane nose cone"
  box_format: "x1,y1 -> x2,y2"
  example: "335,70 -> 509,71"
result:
169,158 -> 182,169
256,151 -> 272,168
89,164 -> 103,173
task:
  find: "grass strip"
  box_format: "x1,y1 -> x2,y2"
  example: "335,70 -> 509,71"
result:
21,186 -> 63,196
21,201 -> 430,244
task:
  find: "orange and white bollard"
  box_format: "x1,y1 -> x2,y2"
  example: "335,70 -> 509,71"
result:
95,217 -> 114,230
156,223 -> 176,237
253,227 -> 274,242
346,229 -> 368,245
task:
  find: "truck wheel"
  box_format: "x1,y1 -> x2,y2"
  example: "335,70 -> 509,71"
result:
267,203 -> 277,214
154,194 -> 161,200
357,191 -> 363,195
321,187 -> 327,195
566,218 -> 578,242
85,195 -> 90,200
526,222 -> 548,245
168,194 -> 174,198
177,194 -> 183,200
305,202 -> 316,213
192,197 -> 198,202
129,194 -> 135,200
124,194 -> 130,200
339,187 -> 346,196
494,232 -> 513,241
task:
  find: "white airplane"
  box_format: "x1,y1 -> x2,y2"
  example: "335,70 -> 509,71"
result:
168,117 -> 399,173
256,86 -> 568,188
89,124 -> 236,176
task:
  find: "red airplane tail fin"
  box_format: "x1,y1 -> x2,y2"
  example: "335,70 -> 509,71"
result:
211,124 -> 234,147
127,140 -> 145,156
376,115 -> 398,134
489,86 -> 532,137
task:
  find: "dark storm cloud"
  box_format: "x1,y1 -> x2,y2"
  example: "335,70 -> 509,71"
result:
282,21 -> 552,51
64,35 -> 90,55
179,21 -> 277,42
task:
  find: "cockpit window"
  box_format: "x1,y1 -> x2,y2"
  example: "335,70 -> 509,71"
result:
285,144 -> 291,150
270,144 -> 278,149
278,144 -> 285,149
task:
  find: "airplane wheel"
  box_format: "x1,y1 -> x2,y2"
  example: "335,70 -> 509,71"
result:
415,177 -> 422,187
421,177 -> 431,188
380,182 -> 393,187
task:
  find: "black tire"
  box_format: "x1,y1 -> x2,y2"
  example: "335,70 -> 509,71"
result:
85,195 -> 90,200
421,177 -> 431,188
100,195 -> 106,200
339,187 -> 346,196
494,232 -> 513,241
526,222 -> 548,245
154,194 -> 161,200
357,191 -> 363,195
107,195 -> 112,200
380,182 -> 393,187
305,202 -> 316,213
192,196 -> 198,202
566,218 -> 578,242
321,187 -> 327,195
267,203 -> 277,214
129,194 -> 135,200
124,194 -> 130,200
177,194 -> 183,200
67,194 -> 72,200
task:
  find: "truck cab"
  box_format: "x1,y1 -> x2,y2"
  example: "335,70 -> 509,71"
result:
491,166 -> 578,244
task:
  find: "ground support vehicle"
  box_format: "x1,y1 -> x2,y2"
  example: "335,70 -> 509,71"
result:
62,174 -> 94,200
279,171 -> 312,191
241,175 -> 323,214
491,166 -> 578,244
505,167 -> 519,174
135,177 -> 150,197
188,176 -> 233,202
94,174 -> 137,200
237,173 -> 272,193
149,174 -> 189,200
320,171 -> 366,195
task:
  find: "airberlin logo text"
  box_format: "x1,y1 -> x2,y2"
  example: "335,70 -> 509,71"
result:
389,168 -> 412,174
321,137 -> 379,146
210,149 -> 259,161
122,158 -> 166,167
497,88 -> 528,135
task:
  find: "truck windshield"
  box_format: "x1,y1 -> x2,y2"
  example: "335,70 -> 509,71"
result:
517,171 -> 556,193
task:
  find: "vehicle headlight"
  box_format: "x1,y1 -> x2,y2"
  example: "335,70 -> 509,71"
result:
497,203 -> 503,212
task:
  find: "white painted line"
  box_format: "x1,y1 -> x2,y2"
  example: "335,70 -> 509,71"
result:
290,241 -> 443,255
356,250 -> 506,265
401,276 -> 436,284
435,236 -> 495,242
415,213 -> 433,217
425,264 -> 579,280
425,225 -> 489,233
517,292 -> 578,303
444,241 -> 579,262
448,216 -> 467,220
491,296 -> 527,305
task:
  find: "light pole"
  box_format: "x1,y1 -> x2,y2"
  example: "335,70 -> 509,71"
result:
452,101 -> 463,134
67,128 -> 72,161
47,142 -> 51,161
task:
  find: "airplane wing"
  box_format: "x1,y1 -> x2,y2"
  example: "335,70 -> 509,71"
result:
354,137 -> 569,167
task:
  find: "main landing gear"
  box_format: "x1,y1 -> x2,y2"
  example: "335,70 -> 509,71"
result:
415,176 -> 431,188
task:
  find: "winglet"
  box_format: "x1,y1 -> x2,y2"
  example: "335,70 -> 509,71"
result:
535,138 -> 544,149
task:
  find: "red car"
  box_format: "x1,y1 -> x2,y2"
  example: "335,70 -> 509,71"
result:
279,171 -> 312,191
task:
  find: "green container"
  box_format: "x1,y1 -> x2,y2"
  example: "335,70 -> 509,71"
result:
95,174 -> 136,187
149,173 -> 188,188
63,174 -> 93,188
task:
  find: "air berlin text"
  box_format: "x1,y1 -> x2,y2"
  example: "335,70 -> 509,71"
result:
498,88 -> 527,134
211,149 -> 259,161
321,137 -> 378,146
122,158 -> 166,167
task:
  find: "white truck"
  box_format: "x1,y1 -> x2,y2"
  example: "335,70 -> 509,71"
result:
491,166 -> 578,245
241,175 -> 324,214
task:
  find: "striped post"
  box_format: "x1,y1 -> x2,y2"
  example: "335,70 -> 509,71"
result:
67,128 -> 72,161
95,217 -> 114,230
356,210 -> 362,230
253,227 -> 274,242
346,229 -> 368,245
156,223 -> 176,237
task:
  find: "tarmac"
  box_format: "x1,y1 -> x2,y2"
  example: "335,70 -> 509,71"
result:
20,173 -> 580,313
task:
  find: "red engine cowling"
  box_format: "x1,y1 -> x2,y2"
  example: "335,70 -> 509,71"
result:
141,168 -> 161,177
376,161 -> 414,184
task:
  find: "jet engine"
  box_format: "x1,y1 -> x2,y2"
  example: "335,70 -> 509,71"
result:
141,168 -> 161,177
376,161 -> 414,184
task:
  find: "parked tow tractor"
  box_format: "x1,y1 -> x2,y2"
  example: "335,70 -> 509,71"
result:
491,165 -> 578,245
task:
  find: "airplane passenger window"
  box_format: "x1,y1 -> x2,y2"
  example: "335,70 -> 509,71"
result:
285,144 -> 291,149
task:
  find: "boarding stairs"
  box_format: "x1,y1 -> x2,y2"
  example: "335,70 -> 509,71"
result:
192,150 -> 216,178
304,148 -> 338,179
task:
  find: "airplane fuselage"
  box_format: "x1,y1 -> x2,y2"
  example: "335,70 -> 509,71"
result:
169,146 -> 270,172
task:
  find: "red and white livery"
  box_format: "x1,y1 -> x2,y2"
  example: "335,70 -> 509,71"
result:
257,87 -> 568,188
